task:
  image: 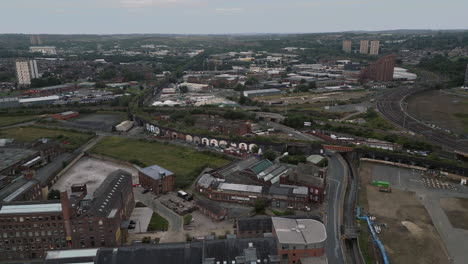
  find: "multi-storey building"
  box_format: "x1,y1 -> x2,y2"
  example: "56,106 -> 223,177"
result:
0,169 -> 134,262
272,217 -> 326,264
359,40 -> 369,54
342,40 -> 352,53
15,60 -> 39,87
360,55 -> 396,82
29,46 -> 57,55
138,165 -> 175,195
197,174 -> 309,210
369,40 -> 380,55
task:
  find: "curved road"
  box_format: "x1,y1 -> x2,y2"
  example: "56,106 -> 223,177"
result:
325,152 -> 346,264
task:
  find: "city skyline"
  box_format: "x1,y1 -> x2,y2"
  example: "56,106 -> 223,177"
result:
0,0 -> 467,34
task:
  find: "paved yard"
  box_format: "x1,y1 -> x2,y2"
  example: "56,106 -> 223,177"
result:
53,156 -> 138,194
128,207 -> 153,234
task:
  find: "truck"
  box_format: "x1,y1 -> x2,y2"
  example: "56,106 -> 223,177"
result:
372,180 -> 390,188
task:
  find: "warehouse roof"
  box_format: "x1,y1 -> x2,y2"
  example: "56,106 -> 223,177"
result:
0,203 -> 62,215
198,174 -> 216,188
218,182 -> 263,194
0,147 -> 37,172
139,165 -> 174,180
272,217 -> 326,245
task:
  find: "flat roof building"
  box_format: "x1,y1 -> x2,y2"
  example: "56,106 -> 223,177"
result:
272,217 -> 326,264
243,89 -> 281,98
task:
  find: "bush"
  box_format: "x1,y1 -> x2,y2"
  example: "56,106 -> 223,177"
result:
263,150 -> 277,161
135,202 -> 147,208
253,199 -> 268,214
47,189 -> 60,200
183,214 -> 193,225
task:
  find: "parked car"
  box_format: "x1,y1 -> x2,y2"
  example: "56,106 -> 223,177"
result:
142,189 -> 150,194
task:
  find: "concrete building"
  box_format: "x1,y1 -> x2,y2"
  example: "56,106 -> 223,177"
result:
138,165 -> 175,195
342,40 -> 352,53
272,217 -> 326,264
15,60 -> 39,87
30,35 -> 42,45
0,170 -> 134,262
29,46 -> 57,55
360,55 -> 396,82
243,89 -> 281,98
359,40 -> 369,54
369,40 -> 380,55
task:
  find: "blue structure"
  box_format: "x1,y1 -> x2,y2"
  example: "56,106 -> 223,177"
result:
356,207 -> 390,264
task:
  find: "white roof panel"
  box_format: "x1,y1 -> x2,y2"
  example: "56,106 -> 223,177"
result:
218,183 -> 263,194
0,203 -> 62,214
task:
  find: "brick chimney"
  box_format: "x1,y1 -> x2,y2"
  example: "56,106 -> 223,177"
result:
60,191 -> 73,246
22,170 -> 35,180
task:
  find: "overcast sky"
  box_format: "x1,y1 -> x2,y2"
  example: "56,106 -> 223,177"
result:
0,0 -> 467,34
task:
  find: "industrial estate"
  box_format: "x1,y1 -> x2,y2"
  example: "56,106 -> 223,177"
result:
0,10 -> 467,264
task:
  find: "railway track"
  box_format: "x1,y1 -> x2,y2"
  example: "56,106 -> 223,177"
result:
376,87 -> 468,153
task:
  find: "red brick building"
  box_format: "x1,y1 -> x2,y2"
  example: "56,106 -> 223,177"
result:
195,199 -> 227,222
52,111 -> 79,120
360,55 -> 396,82
138,165 -> 175,195
272,217 -> 326,264
0,170 -> 134,262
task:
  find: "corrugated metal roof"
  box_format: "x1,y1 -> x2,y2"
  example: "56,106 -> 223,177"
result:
250,159 -> 273,174
140,165 -> 174,180
218,183 -> 263,194
0,203 -> 62,214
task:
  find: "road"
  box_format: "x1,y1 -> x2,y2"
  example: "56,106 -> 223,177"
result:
325,152 -> 346,264
133,188 -> 183,233
262,121 -> 322,142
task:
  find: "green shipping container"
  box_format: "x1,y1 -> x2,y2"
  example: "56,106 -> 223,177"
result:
372,180 -> 390,188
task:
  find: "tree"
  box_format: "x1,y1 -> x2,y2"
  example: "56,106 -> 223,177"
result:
95,81 -> 106,88
251,145 -> 259,154
245,77 -> 259,86
179,86 -> 189,93
47,189 -> 60,200
253,199 -> 267,214
263,150 -> 277,161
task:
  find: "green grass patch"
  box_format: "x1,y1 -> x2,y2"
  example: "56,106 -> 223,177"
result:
183,214 -> 193,225
271,209 -> 295,216
0,126 -> 94,150
358,219 -> 378,264
90,137 -> 232,188
147,212 -> 169,232
0,115 -> 37,127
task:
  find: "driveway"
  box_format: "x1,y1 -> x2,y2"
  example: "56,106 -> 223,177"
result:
133,188 -> 183,232
128,207 -> 153,234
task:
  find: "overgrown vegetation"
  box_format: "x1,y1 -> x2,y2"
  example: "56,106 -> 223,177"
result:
90,137 -> 232,188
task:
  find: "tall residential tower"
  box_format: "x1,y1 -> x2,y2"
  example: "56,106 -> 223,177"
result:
342,40 -> 352,53
360,40 -> 369,54
15,60 -> 39,87
369,40 -> 380,55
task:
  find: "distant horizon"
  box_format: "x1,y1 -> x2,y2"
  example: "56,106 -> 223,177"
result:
1,0 -> 467,35
1,28 -> 468,36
